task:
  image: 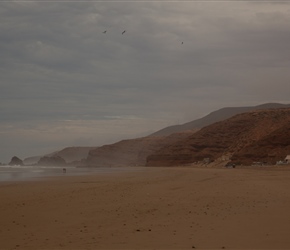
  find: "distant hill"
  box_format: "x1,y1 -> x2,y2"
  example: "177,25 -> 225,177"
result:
87,103 -> 290,167
23,151 -> 57,165
86,131 -> 195,167
24,147 -> 97,166
53,147 -> 97,164
146,108 -> 290,166
23,103 -> 290,168
150,103 -> 290,137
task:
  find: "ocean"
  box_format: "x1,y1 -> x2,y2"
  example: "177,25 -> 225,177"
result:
0,165 -> 146,182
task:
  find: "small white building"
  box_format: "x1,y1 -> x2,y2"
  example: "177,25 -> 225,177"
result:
285,155 -> 290,164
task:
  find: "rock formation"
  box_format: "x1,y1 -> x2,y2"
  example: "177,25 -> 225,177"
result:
146,108 -> 290,166
8,156 -> 24,166
150,103 -> 290,137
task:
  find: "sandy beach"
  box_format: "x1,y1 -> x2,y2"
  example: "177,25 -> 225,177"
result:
1,166 -> 290,249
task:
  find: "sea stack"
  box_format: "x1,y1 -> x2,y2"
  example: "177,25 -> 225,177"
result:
8,156 -> 24,166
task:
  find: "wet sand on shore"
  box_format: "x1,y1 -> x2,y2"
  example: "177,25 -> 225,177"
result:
1,166 -> 290,249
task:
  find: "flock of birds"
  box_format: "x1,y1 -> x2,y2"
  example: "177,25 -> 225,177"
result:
102,30 -> 184,44
102,30 -> 126,34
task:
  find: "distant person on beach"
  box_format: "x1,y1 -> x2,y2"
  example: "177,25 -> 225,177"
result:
63,168 -> 66,173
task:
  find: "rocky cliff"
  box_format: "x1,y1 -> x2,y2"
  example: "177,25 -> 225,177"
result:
231,123 -> 290,165
8,156 -> 24,166
150,103 -> 290,137
146,108 -> 290,166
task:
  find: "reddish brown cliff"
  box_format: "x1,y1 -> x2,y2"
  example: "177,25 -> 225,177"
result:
231,123 -> 290,164
146,108 -> 290,166
150,103 -> 290,136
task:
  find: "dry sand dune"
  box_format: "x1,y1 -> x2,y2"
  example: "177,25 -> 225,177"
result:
1,166 -> 290,249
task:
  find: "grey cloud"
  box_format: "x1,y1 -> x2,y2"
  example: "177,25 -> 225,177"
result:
1,1 -> 290,162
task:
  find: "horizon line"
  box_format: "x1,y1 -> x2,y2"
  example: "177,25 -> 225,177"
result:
1,0 -> 290,2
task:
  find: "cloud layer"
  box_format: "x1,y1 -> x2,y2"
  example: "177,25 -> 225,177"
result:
1,1 -> 290,162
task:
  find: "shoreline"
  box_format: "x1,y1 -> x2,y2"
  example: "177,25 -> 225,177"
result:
1,163 -> 289,182
1,166 -> 290,249
0,165 -> 150,183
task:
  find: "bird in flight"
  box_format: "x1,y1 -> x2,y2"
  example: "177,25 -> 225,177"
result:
122,30 -> 126,35
103,30 -> 107,34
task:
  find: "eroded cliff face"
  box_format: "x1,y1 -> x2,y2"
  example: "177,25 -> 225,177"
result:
150,103 -> 290,137
146,108 -> 290,166
231,123 -> 290,164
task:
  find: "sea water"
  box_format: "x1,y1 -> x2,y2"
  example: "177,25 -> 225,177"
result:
0,165 -> 146,182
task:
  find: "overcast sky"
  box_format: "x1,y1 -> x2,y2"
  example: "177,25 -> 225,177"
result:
1,0 -> 290,163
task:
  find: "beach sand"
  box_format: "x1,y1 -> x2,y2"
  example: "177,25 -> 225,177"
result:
1,166 -> 290,249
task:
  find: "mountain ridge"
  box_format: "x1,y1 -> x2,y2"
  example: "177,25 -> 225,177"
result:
22,103 -> 290,167
86,103 -> 290,167
150,103 -> 290,137
23,147 -> 97,166
146,108 -> 290,166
